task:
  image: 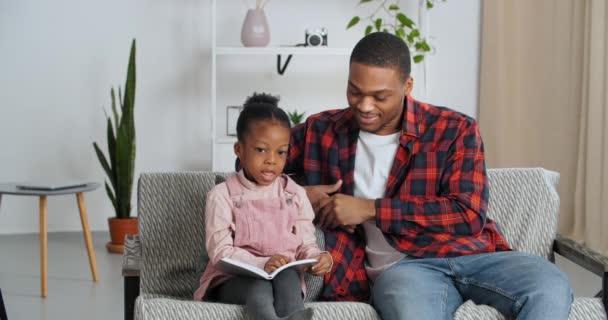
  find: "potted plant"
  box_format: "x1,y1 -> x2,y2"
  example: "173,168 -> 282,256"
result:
93,39 -> 138,254
287,110 -> 306,126
346,0 -> 446,63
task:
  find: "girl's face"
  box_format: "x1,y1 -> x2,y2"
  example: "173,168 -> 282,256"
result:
234,120 -> 291,186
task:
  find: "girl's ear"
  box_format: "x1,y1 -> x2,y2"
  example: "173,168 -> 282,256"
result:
234,141 -> 242,159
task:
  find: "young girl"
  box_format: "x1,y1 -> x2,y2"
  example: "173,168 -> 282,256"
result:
193,93 -> 333,320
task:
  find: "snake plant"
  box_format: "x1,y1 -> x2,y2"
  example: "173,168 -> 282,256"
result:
93,39 -> 136,219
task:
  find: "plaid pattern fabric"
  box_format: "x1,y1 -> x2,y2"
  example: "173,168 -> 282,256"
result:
285,96 -> 510,302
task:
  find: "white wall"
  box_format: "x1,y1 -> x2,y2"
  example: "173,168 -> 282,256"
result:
426,0 -> 481,116
0,0 -> 480,234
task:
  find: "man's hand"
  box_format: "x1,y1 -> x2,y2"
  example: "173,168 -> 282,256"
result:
304,180 -> 343,213
264,254 -> 291,273
308,252 -> 333,276
317,194 -> 375,230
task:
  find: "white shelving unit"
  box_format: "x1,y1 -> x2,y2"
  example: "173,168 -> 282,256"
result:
210,0 -> 351,171
215,47 -> 351,56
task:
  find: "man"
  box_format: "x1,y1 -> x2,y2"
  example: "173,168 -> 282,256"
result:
284,32 -> 572,319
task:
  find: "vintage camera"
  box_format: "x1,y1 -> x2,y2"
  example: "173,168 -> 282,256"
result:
305,28 -> 328,47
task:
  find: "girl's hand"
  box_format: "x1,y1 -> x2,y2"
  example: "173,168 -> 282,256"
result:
264,254 -> 291,273
308,252 -> 333,276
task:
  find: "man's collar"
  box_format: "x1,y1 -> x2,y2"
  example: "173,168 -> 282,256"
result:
331,106 -> 355,133
402,95 -> 421,138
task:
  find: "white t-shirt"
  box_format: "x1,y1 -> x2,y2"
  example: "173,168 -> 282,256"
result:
354,131 -> 406,282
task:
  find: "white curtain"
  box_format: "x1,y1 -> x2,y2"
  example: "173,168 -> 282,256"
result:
479,0 -> 607,254
571,0 -> 608,254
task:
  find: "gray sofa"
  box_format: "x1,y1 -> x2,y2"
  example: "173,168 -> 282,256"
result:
123,168 -> 608,319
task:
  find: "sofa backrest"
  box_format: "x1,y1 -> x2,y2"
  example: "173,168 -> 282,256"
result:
138,172 -> 216,298
137,168 -> 560,298
486,168 -> 560,259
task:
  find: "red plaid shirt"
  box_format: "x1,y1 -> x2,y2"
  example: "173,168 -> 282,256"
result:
285,96 -> 510,302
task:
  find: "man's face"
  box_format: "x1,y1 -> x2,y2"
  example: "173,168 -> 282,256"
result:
347,62 -> 413,135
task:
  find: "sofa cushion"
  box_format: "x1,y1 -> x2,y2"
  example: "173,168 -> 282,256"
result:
136,297 -> 380,320
453,298 -> 606,320
135,296 -> 605,320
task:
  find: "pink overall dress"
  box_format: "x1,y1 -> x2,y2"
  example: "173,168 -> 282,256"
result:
195,174 -> 304,300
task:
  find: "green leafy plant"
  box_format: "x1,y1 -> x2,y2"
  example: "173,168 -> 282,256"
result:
346,0 -> 445,63
93,39 -> 137,219
287,110 -> 306,125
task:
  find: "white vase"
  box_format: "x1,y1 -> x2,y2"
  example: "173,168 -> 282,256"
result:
241,9 -> 270,47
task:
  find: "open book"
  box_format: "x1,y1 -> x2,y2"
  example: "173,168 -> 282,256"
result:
217,257 -> 318,280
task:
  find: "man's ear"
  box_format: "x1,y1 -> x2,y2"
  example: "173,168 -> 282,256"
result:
404,76 -> 414,96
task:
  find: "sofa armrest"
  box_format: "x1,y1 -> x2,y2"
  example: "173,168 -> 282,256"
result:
553,233 -> 607,312
123,234 -> 141,277
553,234 -> 607,276
123,235 -> 141,320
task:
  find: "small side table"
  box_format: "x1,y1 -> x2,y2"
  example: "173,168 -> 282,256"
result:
0,183 -> 100,297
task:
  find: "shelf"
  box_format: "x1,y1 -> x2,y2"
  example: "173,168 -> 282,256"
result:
217,136 -> 238,144
210,0 -> 353,170
215,46 -> 351,56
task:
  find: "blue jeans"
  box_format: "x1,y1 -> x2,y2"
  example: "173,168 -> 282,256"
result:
372,251 -> 573,320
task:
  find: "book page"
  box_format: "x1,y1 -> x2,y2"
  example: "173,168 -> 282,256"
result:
217,258 -> 270,279
268,259 -> 317,278
218,257 -> 318,280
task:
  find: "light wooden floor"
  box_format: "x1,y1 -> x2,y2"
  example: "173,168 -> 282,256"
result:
0,232 -> 122,320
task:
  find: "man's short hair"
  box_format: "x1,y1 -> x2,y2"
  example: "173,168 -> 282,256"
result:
350,32 -> 411,82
